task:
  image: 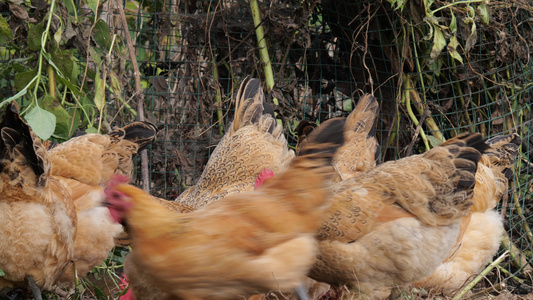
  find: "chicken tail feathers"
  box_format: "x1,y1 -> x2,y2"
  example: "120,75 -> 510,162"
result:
345,94 -> 379,139
485,133 -> 521,180
297,117 -> 346,166
260,117 -> 345,226
232,76 -> 265,132
0,103 -> 49,185
295,120 -> 317,155
109,121 -> 158,152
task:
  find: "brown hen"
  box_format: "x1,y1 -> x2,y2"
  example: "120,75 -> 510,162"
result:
105,117 -> 345,300
0,104 -> 76,300
413,133 -> 521,295
307,132 -> 490,298
46,120 -> 166,286
176,76 -> 294,209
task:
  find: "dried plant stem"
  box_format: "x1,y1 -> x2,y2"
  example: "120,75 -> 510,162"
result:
452,250 -> 509,300
402,76 -> 430,151
410,27 -> 445,143
449,59 -> 474,132
48,65 -> 56,98
115,0 -> 149,192
501,232 -> 533,273
496,264 -> 525,284
408,87 -> 445,142
512,192 -> 533,245
211,54 -> 224,136
469,282 -> 506,298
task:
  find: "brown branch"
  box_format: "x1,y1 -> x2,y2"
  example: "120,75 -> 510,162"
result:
115,0 -> 150,192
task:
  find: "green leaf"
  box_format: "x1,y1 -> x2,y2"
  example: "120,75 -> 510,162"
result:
93,285 -> 107,299
93,19 -> 112,50
27,23 -> 45,51
387,0 -> 406,11
477,2 -> 489,25
51,47 -> 77,83
343,98 -> 353,112
87,0 -> 100,15
427,135 -> 444,148
447,35 -> 463,64
14,68 -> 38,92
67,107 -> 82,135
89,46 -> 103,66
86,126 -> 98,134
53,23 -> 63,46
94,67 -> 106,112
62,0 -> 77,15
24,105 -> 57,140
110,71 -> 122,93
449,11 -> 457,33
40,95 -> 79,139
0,268 -> 5,276
0,15 -> 13,40
429,24 -> 446,62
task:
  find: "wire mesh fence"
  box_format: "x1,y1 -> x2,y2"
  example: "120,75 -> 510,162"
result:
1,0 -> 533,298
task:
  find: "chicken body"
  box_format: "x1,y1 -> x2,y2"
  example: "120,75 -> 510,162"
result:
413,133 -> 521,295
123,77 -> 295,299
176,77 -> 294,209
46,121 -> 160,284
412,210 -> 503,294
105,117 -> 346,300
0,104 -> 76,294
308,133 -> 490,297
297,96 -> 520,298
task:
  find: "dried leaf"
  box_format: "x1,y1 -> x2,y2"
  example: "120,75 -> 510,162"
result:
8,3 -> 37,23
447,35 -> 463,64
429,24 -> 446,62
465,22 -> 477,52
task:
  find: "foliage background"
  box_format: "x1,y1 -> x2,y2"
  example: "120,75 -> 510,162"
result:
0,0 -> 532,298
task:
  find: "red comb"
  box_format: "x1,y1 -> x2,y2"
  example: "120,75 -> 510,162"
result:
107,174 -> 130,189
254,169 -> 274,189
